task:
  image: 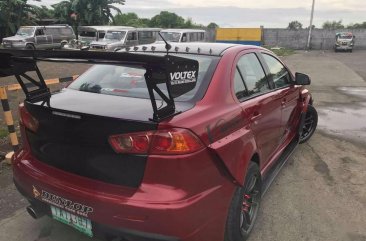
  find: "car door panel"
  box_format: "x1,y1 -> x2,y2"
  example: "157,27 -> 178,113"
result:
234,52 -> 283,170
242,93 -> 282,169
260,53 -> 300,143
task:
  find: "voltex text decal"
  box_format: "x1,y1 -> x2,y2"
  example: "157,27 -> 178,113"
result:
170,71 -> 197,85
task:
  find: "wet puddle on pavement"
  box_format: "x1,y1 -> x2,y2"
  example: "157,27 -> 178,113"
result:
317,87 -> 366,142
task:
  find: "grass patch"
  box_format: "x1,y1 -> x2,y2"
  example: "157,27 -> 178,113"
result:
0,128 -> 8,139
263,46 -> 295,56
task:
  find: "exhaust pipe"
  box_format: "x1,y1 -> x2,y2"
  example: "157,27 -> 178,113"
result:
26,205 -> 45,219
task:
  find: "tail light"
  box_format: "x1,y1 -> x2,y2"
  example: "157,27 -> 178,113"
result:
19,103 -> 39,132
109,128 -> 204,155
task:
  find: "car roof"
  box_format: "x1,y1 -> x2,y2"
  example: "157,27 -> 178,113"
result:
161,29 -> 206,33
122,42 -> 263,56
79,26 -> 116,31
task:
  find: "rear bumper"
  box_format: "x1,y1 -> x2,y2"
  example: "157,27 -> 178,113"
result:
14,180 -> 178,241
14,180 -> 180,241
12,148 -> 234,241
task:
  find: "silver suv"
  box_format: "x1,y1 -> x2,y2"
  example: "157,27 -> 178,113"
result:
2,25 -> 75,50
90,28 -> 161,51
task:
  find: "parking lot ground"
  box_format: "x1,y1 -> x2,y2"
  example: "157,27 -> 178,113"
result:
1,50 -> 366,241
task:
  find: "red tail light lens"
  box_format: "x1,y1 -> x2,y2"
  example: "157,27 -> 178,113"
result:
19,103 -> 39,132
109,128 -> 204,155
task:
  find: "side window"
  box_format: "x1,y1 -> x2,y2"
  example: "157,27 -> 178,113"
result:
233,68 -> 246,99
36,29 -> 44,36
60,28 -> 73,35
262,54 -> 291,88
190,33 -> 198,41
237,53 -> 269,96
181,33 -> 187,42
127,32 -> 137,41
98,32 -> 105,39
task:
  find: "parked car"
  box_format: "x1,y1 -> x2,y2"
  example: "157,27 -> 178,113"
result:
78,26 -> 112,43
1,25 -> 75,50
156,29 -> 206,42
89,27 -> 161,51
63,26 -> 126,50
2,42 -> 317,241
334,32 -> 355,52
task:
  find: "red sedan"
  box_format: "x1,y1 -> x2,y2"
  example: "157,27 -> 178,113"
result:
1,43 -> 317,241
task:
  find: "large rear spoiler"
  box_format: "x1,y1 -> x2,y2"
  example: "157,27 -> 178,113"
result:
0,49 -> 199,122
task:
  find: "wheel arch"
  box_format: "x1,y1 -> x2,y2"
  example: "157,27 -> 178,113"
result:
208,128 -> 260,186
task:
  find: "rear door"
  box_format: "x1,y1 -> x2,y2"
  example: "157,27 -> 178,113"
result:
35,28 -> 48,49
260,53 -> 299,143
233,51 -> 283,169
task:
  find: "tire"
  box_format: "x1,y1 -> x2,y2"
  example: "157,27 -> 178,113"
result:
25,44 -> 35,50
299,104 -> 318,144
225,162 -> 262,241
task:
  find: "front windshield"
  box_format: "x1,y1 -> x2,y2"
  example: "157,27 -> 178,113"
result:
68,54 -> 217,101
338,35 -> 353,40
104,31 -> 126,41
16,27 -> 35,37
156,32 -> 181,42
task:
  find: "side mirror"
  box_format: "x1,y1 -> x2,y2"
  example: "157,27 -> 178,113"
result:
295,72 -> 311,85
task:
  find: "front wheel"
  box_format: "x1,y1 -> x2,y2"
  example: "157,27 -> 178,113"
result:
225,162 -> 262,241
299,104 -> 318,144
25,44 -> 35,50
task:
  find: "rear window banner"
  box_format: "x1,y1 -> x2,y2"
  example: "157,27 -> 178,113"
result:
165,55 -> 199,98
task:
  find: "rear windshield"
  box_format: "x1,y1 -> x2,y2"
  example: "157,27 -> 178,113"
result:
68,54 -> 218,101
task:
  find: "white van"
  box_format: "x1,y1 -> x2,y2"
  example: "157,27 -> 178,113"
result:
156,29 -> 206,43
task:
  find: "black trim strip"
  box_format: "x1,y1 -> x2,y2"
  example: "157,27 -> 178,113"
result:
1,99 -> 10,111
59,76 -> 73,82
7,124 -> 15,133
261,135 -> 299,196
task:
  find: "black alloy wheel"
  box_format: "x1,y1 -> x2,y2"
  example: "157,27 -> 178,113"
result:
299,104 -> 318,144
225,162 -> 262,241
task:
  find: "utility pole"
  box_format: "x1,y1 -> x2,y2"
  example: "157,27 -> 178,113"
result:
307,0 -> 316,49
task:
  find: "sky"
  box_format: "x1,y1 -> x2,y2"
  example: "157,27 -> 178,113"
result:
30,0 -> 366,28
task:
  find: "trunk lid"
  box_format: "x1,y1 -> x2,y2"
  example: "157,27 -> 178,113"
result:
24,89 -> 193,188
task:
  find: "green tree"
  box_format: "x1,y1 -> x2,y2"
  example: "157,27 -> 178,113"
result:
322,20 -> 344,30
0,0 -> 40,37
35,5 -> 55,19
52,0 -> 125,25
207,22 -> 219,29
114,12 -> 145,27
347,22 -> 366,29
287,20 -> 303,30
149,11 -> 185,28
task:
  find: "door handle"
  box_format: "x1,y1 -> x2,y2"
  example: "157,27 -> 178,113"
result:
281,98 -> 287,107
251,112 -> 262,122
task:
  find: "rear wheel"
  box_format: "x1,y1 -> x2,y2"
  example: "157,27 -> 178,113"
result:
225,162 -> 261,241
299,104 -> 318,144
